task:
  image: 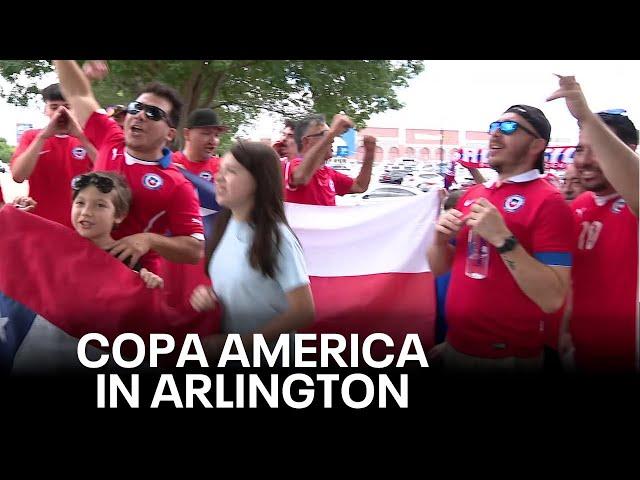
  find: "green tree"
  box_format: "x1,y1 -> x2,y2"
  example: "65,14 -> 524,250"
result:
0,137 -> 14,163
0,60 -> 424,150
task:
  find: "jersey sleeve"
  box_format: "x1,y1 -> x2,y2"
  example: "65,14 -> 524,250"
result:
166,179 -> 205,240
10,129 -> 39,164
331,169 -> 355,196
531,193 -> 576,267
84,111 -> 124,153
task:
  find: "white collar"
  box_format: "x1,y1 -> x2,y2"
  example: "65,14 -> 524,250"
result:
593,192 -> 621,206
125,151 -> 160,166
124,147 -> 173,169
54,134 -> 69,138
483,169 -> 541,188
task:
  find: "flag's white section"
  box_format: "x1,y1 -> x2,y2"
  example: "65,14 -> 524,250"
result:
12,315 -> 109,374
285,191 -> 441,277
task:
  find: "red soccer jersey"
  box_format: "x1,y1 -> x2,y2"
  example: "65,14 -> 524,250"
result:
569,191 -> 638,372
445,170 -> 575,358
10,131 -> 93,227
83,111 -> 204,271
172,151 -> 220,183
283,157 -> 354,206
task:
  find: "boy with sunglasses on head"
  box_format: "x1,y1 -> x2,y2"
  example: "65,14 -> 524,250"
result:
71,171 -> 163,288
427,104 -> 574,372
53,61 -> 204,274
11,172 -> 164,288
548,76 -> 639,373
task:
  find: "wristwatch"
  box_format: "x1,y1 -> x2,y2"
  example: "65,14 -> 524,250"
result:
496,235 -> 519,254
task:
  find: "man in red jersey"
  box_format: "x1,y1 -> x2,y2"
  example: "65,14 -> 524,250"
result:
284,113 -> 376,206
548,75 -> 639,373
273,118 -> 298,161
54,60 -> 203,273
10,83 -> 95,228
172,108 -> 228,182
427,104 -> 575,371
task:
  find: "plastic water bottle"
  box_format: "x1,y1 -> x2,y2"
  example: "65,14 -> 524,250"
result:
465,230 -> 489,279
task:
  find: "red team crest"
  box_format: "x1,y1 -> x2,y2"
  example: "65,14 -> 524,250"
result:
142,173 -> 164,190
71,147 -> 87,160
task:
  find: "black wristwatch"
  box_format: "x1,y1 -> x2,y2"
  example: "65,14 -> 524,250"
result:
497,235 -> 519,254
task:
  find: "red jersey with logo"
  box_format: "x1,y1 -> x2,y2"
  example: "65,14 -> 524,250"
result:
445,173 -> 575,358
283,157 -> 354,206
569,191 -> 638,372
83,111 -> 204,271
172,151 -> 220,183
11,131 -> 93,227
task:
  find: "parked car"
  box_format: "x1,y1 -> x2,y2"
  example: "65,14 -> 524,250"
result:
380,170 -> 411,184
403,171 -> 443,189
363,185 -> 425,200
336,185 -> 427,206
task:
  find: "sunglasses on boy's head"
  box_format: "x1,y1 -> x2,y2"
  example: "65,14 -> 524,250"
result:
489,120 -> 540,138
72,174 -> 115,194
126,101 -> 173,126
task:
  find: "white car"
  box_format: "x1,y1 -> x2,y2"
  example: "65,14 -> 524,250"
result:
402,172 -> 443,190
337,185 -> 427,206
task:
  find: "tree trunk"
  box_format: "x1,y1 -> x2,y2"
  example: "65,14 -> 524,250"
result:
176,61 -> 205,149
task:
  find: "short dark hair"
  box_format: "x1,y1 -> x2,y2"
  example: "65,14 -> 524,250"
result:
72,171 -> 132,219
136,82 -> 183,128
284,118 -> 297,130
294,114 -> 326,151
41,83 -> 65,103
597,112 -> 639,146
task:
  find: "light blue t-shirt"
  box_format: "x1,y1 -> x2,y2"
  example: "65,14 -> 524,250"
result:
209,217 -> 310,336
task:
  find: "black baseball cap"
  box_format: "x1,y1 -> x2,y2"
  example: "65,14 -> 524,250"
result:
185,108 -> 228,131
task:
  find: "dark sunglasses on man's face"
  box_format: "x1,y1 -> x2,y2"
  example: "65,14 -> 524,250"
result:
126,101 -> 173,126
489,120 -> 539,138
72,174 -> 115,194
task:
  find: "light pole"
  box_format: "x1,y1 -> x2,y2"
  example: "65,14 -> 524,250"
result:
439,128 -> 444,174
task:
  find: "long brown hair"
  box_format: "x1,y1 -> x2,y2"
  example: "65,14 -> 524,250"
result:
205,141 -> 296,279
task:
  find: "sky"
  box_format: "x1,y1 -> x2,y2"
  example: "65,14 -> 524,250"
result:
1,60 -> 639,146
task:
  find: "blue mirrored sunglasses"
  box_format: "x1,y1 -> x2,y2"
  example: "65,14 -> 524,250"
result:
489,120 -> 539,138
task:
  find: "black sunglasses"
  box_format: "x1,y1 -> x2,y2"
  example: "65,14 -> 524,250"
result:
126,101 -> 173,126
489,120 -> 540,138
72,174 -> 115,194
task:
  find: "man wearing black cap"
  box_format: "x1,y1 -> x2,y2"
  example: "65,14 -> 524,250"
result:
427,104 -> 575,371
548,75 -> 639,372
172,108 -> 229,182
